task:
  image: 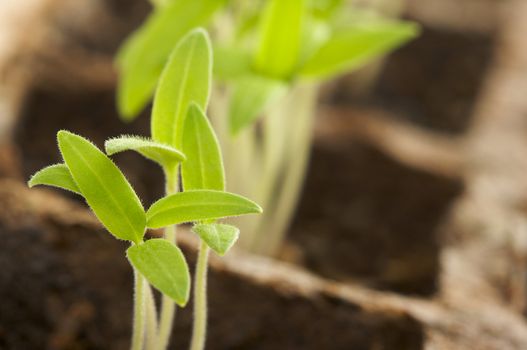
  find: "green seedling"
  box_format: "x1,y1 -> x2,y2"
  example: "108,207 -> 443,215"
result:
28,130 -> 190,350
115,0 -> 419,257
29,125 -> 260,350
107,27 -> 262,350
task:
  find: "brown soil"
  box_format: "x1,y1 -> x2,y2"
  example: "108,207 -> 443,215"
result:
0,183 -> 424,350
289,141 -> 463,295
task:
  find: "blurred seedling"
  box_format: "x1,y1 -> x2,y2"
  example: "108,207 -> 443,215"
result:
115,0 -> 420,256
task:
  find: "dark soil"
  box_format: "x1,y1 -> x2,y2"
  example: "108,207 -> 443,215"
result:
289,141 -> 463,295
0,186 -> 424,350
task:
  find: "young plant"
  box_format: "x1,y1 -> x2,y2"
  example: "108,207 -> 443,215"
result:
115,0 -> 419,257
28,130 -> 190,350
106,27 -> 262,349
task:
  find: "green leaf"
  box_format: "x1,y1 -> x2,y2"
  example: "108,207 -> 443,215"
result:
105,135 -> 186,169
57,130 -> 146,243
229,75 -> 288,136
213,45 -> 252,81
116,1 -> 222,120
192,223 -> 239,256
182,103 -> 225,191
151,28 -> 213,149
298,20 -> 419,80
254,0 -> 305,79
28,163 -> 81,195
127,239 -> 190,306
146,190 -> 262,229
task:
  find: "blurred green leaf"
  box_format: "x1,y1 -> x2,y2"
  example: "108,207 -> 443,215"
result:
254,0 -> 305,79
229,75 -> 287,136
116,1 -> 222,120
105,135 -> 185,169
192,223 -> 239,256
57,130 -> 146,243
28,163 -> 81,195
151,28 -> 213,149
213,45 -> 252,81
146,190 -> 262,228
127,239 -> 190,306
299,20 -> 419,80
182,103 -> 225,191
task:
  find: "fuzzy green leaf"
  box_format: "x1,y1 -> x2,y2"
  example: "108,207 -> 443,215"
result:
116,1 -> 222,120
151,28 -> 213,149
213,46 -> 252,81
105,135 -> 186,169
57,130 -> 146,243
182,103 -> 225,191
127,239 -> 190,306
229,75 -> 288,136
28,163 -> 81,195
299,21 -> 419,80
192,223 -> 239,256
254,0 -> 305,79
146,190 -> 262,229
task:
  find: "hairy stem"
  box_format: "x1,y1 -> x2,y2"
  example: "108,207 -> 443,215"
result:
145,285 -> 158,350
131,268 -> 146,350
189,240 -> 210,350
156,169 -> 179,350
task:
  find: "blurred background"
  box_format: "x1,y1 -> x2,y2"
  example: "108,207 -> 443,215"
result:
1,0 -> 527,349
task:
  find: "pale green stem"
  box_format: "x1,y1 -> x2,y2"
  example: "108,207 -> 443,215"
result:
247,84 -> 317,255
131,268 -> 146,350
156,170 -> 179,350
190,240 -> 210,350
253,84 -> 318,255
145,285 -> 158,350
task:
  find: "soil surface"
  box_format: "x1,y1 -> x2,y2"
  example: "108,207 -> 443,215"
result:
289,141 -> 463,295
0,184 -> 424,350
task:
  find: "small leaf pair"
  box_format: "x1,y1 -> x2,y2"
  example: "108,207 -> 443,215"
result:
28,131 -> 190,305
30,130 -> 146,244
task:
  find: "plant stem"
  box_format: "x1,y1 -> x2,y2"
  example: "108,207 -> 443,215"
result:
145,285 -> 158,350
257,83 -> 318,255
189,240 -> 210,350
156,224 -> 177,350
131,268 -> 146,350
156,169 -> 178,350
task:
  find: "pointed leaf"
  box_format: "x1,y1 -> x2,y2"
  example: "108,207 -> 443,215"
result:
182,103 -> 225,191
57,130 -> 146,243
151,28 -> 212,149
105,135 -> 186,169
299,21 -> 419,80
146,190 -> 262,229
229,75 -> 288,135
28,163 -> 81,195
127,239 -> 190,306
116,0 -> 223,120
192,223 -> 239,256
254,0 -> 305,79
